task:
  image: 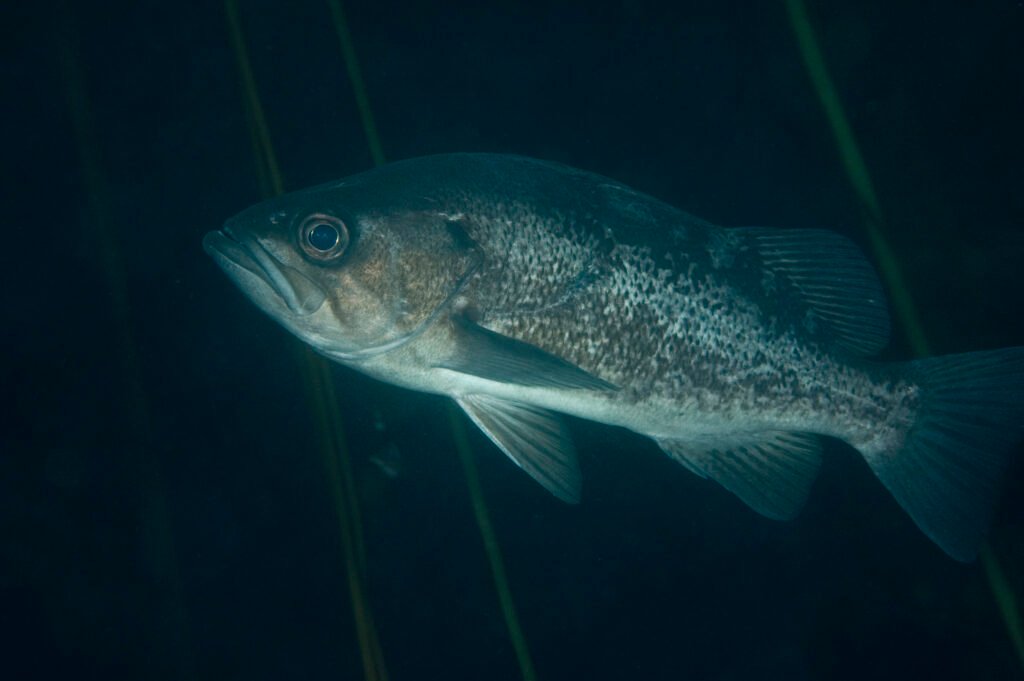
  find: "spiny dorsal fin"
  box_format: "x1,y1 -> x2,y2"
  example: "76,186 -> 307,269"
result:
656,431 -> 822,520
456,394 -> 582,503
742,228 -> 891,356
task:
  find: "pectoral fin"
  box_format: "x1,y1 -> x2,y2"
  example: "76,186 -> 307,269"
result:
439,315 -> 617,391
456,394 -> 581,503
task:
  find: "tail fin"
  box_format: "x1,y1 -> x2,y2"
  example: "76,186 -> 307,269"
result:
862,348 -> 1024,561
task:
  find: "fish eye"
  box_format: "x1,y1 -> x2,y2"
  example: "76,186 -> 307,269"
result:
299,213 -> 349,261
309,223 -> 338,250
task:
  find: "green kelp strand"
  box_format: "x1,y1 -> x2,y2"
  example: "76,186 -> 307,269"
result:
327,0 -> 386,167
982,545 -> 1024,669
224,0 -> 285,196
448,406 -> 539,681
303,349 -> 385,681
785,0 -> 1021,671
328,2 -> 535,677
58,1 -> 195,676
784,0 -> 929,357
226,3 -> 385,679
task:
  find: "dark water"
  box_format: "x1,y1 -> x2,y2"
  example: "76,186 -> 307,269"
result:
4,1 -> 1023,679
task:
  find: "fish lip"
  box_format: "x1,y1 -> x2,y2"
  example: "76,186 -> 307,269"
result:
203,226 -> 327,316
203,227 -> 260,278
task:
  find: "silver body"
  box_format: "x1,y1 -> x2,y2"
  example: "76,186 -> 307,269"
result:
205,153 -> 1023,561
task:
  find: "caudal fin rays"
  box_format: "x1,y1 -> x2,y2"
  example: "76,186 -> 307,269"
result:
859,348 -> 1024,561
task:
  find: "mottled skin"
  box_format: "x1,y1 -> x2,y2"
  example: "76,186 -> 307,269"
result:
207,153 -> 1024,560
227,153 -> 915,456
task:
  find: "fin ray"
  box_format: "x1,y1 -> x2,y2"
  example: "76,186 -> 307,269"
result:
860,348 -> 1024,561
456,394 -> 582,503
656,431 -> 822,520
741,227 -> 891,356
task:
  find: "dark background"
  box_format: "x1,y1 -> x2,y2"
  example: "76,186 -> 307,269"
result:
3,1 -> 1023,679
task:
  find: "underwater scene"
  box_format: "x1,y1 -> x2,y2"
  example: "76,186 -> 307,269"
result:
4,1 -> 1023,679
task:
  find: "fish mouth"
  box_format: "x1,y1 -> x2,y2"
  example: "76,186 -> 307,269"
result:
203,227 -> 327,315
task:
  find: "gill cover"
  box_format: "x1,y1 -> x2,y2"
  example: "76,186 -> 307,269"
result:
208,182 -> 482,361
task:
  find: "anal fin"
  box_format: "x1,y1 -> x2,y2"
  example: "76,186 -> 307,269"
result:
656,431 -> 822,520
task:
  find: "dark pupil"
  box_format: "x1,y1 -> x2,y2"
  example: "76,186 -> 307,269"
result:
308,223 -> 339,251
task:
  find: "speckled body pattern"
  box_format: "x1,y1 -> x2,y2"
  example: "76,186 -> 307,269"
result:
222,154 -> 921,448
249,153 -> 919,456
207,152 -> 1024,561
426,157 -> 913,451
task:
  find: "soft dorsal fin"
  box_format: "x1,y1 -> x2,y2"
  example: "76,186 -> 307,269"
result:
456,394 -> 582,503
439,315 -> 617,391
656,431 -> 822,520
741,227 -> 891,356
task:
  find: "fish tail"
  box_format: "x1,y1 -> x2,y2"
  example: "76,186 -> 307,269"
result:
861,347 -> 1024,561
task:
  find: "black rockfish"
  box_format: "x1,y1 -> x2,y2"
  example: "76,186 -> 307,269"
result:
204,153 -> 1023,560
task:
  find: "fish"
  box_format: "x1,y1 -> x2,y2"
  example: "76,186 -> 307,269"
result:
203,153 -> 1023,561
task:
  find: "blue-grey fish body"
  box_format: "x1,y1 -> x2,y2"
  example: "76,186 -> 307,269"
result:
204,153 -> 1023,561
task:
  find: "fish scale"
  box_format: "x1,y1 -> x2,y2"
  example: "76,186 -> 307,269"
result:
204,152 -> 1023,561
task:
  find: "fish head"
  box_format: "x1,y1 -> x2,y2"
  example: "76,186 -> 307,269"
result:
203,182 -> 481,362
